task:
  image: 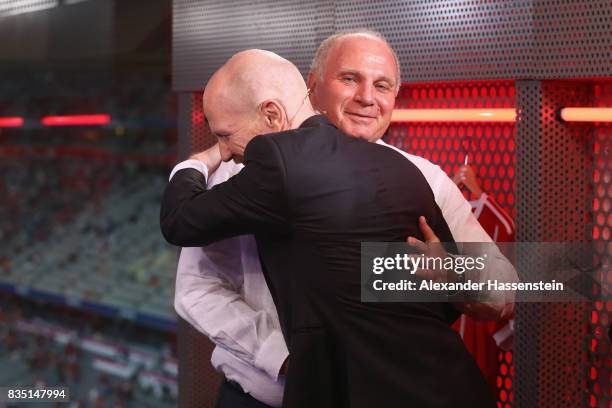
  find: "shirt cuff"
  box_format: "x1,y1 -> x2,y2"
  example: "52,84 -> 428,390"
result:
169,159 -> 209,183
254,331 -> 289,381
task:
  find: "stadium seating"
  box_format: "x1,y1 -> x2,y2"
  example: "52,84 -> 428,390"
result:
0,157 -> 177,323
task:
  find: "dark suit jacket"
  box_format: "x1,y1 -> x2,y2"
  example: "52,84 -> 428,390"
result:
161,115 -> 494,407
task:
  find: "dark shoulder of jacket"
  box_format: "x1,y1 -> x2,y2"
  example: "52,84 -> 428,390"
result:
262,121 -> 343,153
244,135 -> 278,165
242,133 -> 289,187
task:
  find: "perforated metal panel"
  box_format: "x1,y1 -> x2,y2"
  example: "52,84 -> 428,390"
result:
172,0 -> 334,91
335,0 -> 534,82
584,82 -> 611,408
515,81 -> 543,244
335,0 -> 612,82
387,81 -> 516,215
176,92 -> 214,160
175,94 -> 220,406
531,1 -> 612,79
173,1 -> 612,90
497,350 -> 515,408
189,92 -> 217,153
177,316 -> 222,408
512,80 -> 608,407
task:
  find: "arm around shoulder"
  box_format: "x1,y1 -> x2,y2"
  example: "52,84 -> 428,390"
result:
160,135 -> 289,247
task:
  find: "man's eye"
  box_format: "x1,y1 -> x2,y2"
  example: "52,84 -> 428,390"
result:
375,83 -> 391,91
341,76 -> 355,83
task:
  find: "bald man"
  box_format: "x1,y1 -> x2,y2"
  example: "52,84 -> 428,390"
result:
162,50 -> 495,407
172,51 -> 311,408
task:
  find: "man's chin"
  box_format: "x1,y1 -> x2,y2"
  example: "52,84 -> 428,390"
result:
344,125 -> 381,142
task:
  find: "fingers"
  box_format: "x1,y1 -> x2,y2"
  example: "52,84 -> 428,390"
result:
453,175 -> 463,186
406,235 -> 427,253
418,216 -> 440,243
407,216 -> 440,251
454,166 -> 470,186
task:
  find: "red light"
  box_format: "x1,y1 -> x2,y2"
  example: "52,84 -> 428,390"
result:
500,390 -> 507,402
560,107 -> 612,122
0,117 -> 24,127
41,114 -> 111,126
391,109 -> 516,123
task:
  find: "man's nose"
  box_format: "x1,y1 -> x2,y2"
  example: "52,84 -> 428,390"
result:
219,141 -> 232,161
354,83 -> 374,106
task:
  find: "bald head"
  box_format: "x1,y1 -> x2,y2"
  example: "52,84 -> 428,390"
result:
204,49 -> 311,121
203,49 -> 314,162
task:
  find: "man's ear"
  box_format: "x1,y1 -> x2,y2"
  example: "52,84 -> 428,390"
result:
259,100 -> 285,131
306,71 -> 318,107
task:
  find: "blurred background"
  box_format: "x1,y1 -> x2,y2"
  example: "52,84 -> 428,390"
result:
0,1 -> 178,407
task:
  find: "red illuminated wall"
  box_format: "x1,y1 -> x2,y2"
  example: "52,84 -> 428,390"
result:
186,79 -> 611,408
387,80 -> 516,407
388,81 -> 516,217
586,82 -> 611,408
190,92 -> 216,153
175,1 -> 612,406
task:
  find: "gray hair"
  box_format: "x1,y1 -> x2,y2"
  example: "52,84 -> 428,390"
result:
309,28 -> 401,91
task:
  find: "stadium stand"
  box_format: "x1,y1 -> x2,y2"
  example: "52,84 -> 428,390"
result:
0,67 -> 179,406
0,293 -> 177,407
0,157 -> 177,323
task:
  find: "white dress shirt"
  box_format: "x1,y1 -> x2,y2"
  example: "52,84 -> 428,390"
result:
377,140 -> 517,318
174,160 -> 287,407
172,140 -> 518,406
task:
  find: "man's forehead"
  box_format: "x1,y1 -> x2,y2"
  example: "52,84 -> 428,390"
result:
203,96 -> 248,135
203,87 -> 234,118
203,82 -> 228,107
328,37 -> 397,75
334,35 -> 393,57
332,59 -> 397,82
202,95 -> 229,130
